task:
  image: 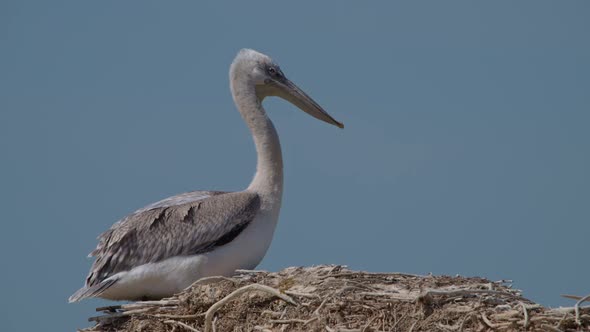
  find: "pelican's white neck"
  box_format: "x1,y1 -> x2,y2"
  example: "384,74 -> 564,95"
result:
230,71 -> 283,212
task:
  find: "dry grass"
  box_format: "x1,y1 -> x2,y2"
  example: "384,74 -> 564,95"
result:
80,265 -> 589,332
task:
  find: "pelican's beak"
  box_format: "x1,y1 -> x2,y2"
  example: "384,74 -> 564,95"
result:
273,78 -> 344,129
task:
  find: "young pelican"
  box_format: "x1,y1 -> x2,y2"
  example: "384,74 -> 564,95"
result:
69,49 -> 343,302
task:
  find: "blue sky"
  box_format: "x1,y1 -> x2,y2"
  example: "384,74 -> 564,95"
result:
1,1 -> 589,331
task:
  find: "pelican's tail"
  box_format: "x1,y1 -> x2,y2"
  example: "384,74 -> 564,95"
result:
68,278 -> 116,303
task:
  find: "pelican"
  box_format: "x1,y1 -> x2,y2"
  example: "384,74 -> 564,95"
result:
69,49 -> 343,302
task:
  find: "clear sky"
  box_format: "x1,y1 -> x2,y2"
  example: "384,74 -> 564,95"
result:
1,1 -> 588,331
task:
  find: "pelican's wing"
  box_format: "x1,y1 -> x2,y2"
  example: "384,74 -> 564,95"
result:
69,190 -> 260,302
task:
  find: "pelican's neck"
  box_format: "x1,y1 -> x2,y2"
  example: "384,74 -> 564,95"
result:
231,80 -> 283,211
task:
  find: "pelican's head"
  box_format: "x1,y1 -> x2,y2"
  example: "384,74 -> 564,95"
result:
230,49 -> 343,129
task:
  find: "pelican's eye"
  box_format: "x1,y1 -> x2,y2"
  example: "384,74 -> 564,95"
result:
267,66 -> 281,78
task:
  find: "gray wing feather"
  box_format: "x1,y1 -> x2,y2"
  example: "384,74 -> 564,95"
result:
135,191 -> 220,213
69,278 -> 116,303
84,190 -> 260,288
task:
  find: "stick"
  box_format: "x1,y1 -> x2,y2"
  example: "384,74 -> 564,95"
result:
212,316 -> 217,332
270,317 -> 318,325
458,313 -> 474,332
203,284 -> 296,332
561,294 -> 584,300
421,288 -> 519,300
520,301 -> 529,329
540,324 -> 564,332
95,305 -> 121,312
361,316 -> 377,332
152,313 -> 205,320
313,295 -> 332,315
480,312 -> 497,328
187,276 -> 237,288
284,290 -> 321,299
164,320 -> 201,332
575,293 -> 590,326
235,269 -> 267,274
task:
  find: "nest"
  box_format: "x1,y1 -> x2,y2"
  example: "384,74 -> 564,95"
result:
81,265 -> 589,332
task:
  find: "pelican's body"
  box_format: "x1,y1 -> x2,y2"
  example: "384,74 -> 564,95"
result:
69,49 -> 342,302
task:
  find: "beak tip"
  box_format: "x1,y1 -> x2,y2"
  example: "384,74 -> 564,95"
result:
336,122 -> 344,129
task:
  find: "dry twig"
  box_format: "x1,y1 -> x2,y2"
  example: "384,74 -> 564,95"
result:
203,283 -> 296,332
520,301 -> 529,329
164,320 -> 201,332
575,293 -> 590,326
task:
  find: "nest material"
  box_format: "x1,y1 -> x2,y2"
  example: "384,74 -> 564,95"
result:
82,265 -> 589,332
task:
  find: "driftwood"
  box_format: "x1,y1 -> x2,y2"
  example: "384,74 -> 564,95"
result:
79,265 -> 590,332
